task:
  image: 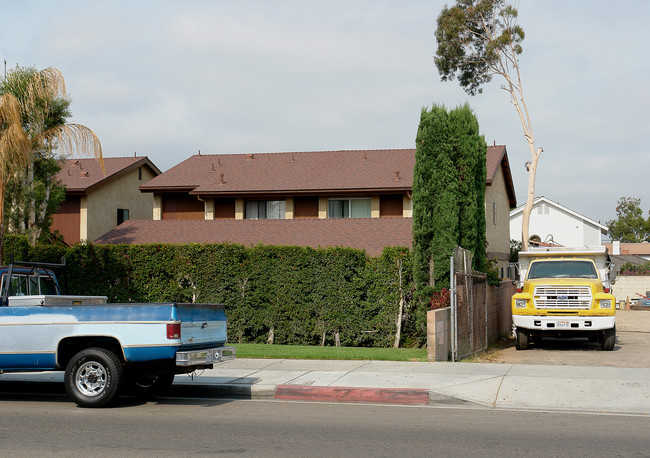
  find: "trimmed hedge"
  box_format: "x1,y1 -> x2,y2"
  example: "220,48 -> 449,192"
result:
6,237 -> 421,347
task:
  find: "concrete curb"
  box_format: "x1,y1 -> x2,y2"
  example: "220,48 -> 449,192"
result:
171,383 -> 477,407
275,385 -> 430,405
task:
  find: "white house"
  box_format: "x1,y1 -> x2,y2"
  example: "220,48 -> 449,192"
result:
510,196 -> 608,247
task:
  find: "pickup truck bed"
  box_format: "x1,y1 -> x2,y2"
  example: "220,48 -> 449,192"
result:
0,301 -> 229,370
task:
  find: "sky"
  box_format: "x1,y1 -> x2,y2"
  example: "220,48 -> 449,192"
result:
2,0 -> 649,228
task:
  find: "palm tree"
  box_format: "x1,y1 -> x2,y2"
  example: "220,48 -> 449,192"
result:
0,92 -> 31,260
0,66 -> 104,248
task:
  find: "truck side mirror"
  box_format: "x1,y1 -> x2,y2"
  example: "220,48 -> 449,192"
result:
609,263 -> 617,284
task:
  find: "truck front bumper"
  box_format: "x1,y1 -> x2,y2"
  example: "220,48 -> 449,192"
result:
176,346 -> 236,367
513,315 -> 615,331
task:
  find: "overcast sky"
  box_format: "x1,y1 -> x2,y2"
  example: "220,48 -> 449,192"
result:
2,0 -> 648,227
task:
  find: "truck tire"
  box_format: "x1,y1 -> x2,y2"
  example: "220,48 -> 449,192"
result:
601,327 -> 616,351
64,348 -> 123,408
129,372 -> 175,399
515,328 -> 529,350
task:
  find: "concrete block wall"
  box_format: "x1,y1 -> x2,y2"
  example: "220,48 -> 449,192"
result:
613,276 -> 650,304
426,307 -> 451,361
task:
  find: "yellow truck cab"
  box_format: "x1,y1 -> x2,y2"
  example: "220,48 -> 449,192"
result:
511,246 -> 616,351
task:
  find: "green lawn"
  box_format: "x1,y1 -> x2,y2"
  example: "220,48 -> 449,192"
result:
232,343 -> 428,362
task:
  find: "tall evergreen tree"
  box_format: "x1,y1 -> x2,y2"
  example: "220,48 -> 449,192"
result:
449,104 -> 486,270
413,105 -> 457,304
413,104 -> 486,307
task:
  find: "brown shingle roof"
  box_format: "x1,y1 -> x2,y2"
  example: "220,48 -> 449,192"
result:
140,149 -> 415,195
140,147 -> 515,205
58,156 -> 161,194
95,218 -> 413,257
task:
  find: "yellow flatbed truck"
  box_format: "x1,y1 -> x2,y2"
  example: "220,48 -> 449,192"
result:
512,246 -> 617,351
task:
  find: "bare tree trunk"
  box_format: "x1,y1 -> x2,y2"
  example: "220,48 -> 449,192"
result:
394,259 -> 404,349
521,146 -> 543,250
27,162 -> 34,235
321,331 -> 326,346
31,179 -> 51,244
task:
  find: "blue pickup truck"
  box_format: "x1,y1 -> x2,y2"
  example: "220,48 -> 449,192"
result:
0,260 -> 235,407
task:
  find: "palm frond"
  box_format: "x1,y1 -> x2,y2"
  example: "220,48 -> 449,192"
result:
0,124 -> 31,172
0,93 -> 23,125
39,67 -> 67,99
39,123 -> 104,174
0,94 -> 31,176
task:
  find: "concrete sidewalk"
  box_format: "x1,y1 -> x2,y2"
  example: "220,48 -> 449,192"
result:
170,358 -> 650,414
3,359 -> 649,414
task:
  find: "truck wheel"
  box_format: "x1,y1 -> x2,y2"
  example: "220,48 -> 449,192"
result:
601,327 -> 616,351
130,372 -> 175,399
515,328 -> 529,350
64,348 -> 123,408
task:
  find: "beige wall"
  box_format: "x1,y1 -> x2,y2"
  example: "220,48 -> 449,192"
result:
485,164 -> 512,270
85,166 -> 157,242
611,276 -> 650,304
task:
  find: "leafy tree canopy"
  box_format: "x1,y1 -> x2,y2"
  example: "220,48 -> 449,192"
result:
607,197 -> 650,243
435,0 -> 524,96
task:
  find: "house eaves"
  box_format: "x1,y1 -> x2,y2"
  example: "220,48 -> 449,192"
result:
60,157 -> 161,194
510,196 -> 608,233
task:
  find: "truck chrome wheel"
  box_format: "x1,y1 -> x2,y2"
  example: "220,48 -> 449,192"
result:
75,361 -> 108,396
64,348 -> 123,408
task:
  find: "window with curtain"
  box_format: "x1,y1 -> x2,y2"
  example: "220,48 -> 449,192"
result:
245,200 -> 285,219
328,198 -> 371,218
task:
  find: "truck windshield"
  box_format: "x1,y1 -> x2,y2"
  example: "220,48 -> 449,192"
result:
527,260 -> 598,279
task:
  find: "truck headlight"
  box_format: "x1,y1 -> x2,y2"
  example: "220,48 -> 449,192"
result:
599,299 -> 612,309
515,299 -> 527,308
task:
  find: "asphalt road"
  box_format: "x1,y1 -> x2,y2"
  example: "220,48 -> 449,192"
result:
0,396 -> 648,457
480,309 -> 650,367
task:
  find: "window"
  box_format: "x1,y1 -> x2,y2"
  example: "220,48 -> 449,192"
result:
245,200 -> 285,219
492,202 -> 497,225
1,273 -> 58,296
328,198 -> 371,218
117,209 -> 130,226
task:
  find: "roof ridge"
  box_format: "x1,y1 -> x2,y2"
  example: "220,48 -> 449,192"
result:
191,148 -> 416,158
65,156 -> 145,161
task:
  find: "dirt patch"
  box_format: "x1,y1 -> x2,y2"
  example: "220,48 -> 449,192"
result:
469,309 -> 650,368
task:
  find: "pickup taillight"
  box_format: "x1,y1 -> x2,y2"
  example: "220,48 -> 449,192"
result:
167,322 -> 181,339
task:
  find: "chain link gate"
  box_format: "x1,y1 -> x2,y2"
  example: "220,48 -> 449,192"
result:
450,246 -> 488,361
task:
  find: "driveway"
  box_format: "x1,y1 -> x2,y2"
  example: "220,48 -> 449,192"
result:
478,309 -> 650,368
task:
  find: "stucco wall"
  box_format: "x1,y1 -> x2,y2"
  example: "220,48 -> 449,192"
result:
86,166 -> 157,241
485,164 -> 512,269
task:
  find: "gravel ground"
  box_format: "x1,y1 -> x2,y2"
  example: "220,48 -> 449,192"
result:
474,309 -> 650,368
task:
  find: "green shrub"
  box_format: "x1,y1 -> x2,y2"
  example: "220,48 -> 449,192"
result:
23,242 -> 422,348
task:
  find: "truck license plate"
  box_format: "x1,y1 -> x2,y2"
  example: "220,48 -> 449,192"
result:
556,320 -> 570,328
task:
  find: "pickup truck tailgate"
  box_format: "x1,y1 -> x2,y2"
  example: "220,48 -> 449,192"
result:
176,303 -> 228,347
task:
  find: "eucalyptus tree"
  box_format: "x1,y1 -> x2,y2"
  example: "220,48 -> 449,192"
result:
435,0 -> 541,249
0,65 -> 103,246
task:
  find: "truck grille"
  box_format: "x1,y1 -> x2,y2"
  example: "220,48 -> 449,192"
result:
533,286 -> 592,309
